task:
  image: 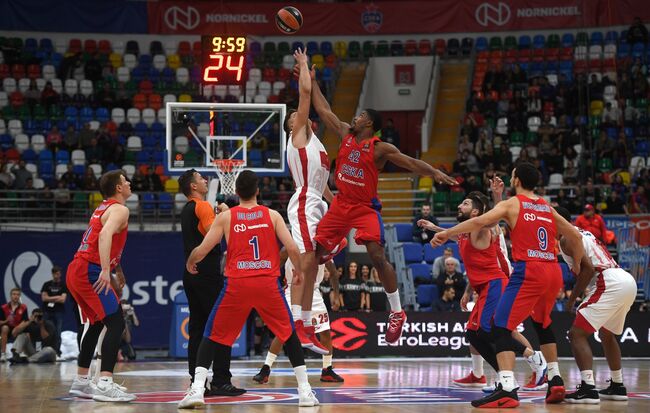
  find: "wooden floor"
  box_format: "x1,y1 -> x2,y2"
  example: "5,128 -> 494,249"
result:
1,358 -> 648,412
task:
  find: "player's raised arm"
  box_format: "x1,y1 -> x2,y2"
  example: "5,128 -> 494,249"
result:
552,208 -> 585,276
95,205 -> 129,294
308,68 -> 350,140
270,209 -> 303,285
377,142 -> 458,185
291,48 -> 312,148
187,210 -> 228,274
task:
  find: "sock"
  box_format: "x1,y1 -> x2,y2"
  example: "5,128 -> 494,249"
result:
498,370 -> 516,392
97,376 -> 112,389
611,369 -> 623,384
193,366 -> 209,389
386,290 -> 402,312
293,365 -> 310,390
265,352 -> 278,368
547,361 -> 560,379
291,305 -> 302,322
77,374 -> 89,381
323,355 -> 332,369
471,354 -> 484,377
302,311 -> 312,326
580,370 -> 595,386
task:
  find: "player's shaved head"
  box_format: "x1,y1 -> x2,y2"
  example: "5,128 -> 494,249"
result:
236,170 -> 259,201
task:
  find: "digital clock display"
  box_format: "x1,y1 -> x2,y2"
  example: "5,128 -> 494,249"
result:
201,36 -> 247,84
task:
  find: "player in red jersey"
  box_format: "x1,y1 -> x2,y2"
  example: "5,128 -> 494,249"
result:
179,170 -> 318,408
432,162 -> 585,408
301,64 -> 457,343
66,170 -> 135,402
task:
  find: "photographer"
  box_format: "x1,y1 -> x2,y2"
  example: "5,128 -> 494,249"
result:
1,288 -> 28,362
9,308 -> 59,363
119,300 -> 139,361
41,265 -> 67,342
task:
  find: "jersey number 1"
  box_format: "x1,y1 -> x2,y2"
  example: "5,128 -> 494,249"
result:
249,236 -> 260,260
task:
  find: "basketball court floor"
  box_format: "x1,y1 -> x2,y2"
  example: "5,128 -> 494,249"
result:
1,358 -> 648,412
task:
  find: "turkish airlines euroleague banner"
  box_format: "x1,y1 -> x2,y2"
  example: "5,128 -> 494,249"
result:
148,0 -> 650,36
329,312 -> 650,357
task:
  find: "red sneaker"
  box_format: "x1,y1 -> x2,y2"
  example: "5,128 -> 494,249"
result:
522,372 -> 548,391
453,371 -> 487,388
385,310 -> 407,344
304,324 -> 329,355
545,376 -> 566,403
294,320 -> 313,348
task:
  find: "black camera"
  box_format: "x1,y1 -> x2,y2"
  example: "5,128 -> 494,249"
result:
34,314 -> 42,321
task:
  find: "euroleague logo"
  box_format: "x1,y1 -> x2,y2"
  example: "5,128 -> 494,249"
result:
3,251 -> 54,309
330,317 -> 368,351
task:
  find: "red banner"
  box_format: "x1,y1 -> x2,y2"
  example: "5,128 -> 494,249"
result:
147,1 -> 650,36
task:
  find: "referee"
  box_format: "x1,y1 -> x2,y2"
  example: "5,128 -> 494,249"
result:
178,169 -> 244,396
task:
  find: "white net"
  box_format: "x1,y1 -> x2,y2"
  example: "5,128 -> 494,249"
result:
213,159 -> 245,195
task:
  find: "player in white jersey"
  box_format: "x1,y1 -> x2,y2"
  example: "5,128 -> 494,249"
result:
284,48 -> 335,354
253,257 -> 345,384
555,207 -> 637,404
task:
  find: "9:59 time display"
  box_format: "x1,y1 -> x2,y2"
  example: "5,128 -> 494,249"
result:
201,36 -> 247,84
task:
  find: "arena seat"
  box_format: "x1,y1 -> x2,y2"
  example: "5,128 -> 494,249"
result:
402,242 -> 423,264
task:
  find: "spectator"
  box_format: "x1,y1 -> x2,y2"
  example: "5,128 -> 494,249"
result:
84,53 -> 103,83
63,125 -> 80,151
432,286 -> 461,312
606,190 -> 626,214
575,204 -> 609,244
60,164 -> 81,189
366,268 -> 386,312
11,160 -> 33,189
458,133 -> 473,154
339,261 -> 363,311
602,102 -> 622,127
626,186 -> 649,213
81,168 -> 98,191
131,169 -> 147,192
412,204 -> 439,243
23,79 -> 41,107
84,138 -> 103,164
53,180 -> 72,215
145,167 -> 163,192
320,265 -> 340,312
563,160 -> 579,185
119,300 -> 139,361
46,125 -> 63,152
1,288 -> 29,362
8,308 -> 59,364
432,247 -> 461,278
40,81 -> 60,108
464,105 -> 485,131
582,178 -> 601,206
627,17 -> 649,44
41,266 -> 67,342
259,176 -> 275,207
436,258 -> 466,301
554,288 -> 567,312
359,265 -> 371,312
463,174 -> 483,194
95,82 -> 117,108
382,118 -> 400,147
0,161 -> 14,189
78,123 -> 96,149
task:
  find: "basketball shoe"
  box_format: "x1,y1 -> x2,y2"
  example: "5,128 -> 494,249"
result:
599,380 -> 628,401
178,385 -> 205,409
482,378 -> 520,394
253,365 -> 271,384
522,371 -> 548,391
453,371 -> 487,388
92,377 -> 137,402
522,351 -> 548,391
320,366 -> 344,382
295,320 -> 329,355
298,387 -> 320,407
205,383 -> 246,397
471,383 -> 520,408
385,310 -> 407,344
565,381 -> 600,404
545,375 -> 566,403
69,376 -> 96,399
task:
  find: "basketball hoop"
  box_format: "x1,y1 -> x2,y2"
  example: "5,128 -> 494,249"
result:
213,159 -> 245,196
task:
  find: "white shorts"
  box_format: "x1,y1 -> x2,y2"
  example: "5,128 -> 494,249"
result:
287,192 -> 328,254
285,285 -> 330,334
577,268 -> 637,335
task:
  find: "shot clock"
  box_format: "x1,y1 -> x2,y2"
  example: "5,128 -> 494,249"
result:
201,35 -> 247,84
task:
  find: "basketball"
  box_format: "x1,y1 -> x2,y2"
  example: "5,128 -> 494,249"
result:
275,6 -> 303,34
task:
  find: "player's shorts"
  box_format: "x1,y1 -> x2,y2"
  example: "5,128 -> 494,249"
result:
288,191 -> 328,253
574,268 -> 637,335
314,196 -> 384,251
494,261 -> 563,330
285,284 -> 330,333
66,258 -> 120,324
467,278 -> 507,332
204,276 -> 294,346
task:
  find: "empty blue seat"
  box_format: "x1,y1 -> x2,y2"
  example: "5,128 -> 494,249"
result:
64,106 -> 78,121
105,163 -> 119,171
73,164 -> 85,174
306,41 -> 319,55
320,41 -> 333,56
248,41 -> 262,56
394,223 -> 412,242
590,31 -> 604,45
134,122 -> 149,136
24,38 -> 38,54
424,244 -> 445,263
416,284 -> 438,309
141,193 -> 156,212
79,107 -> 94,123
532,35 -> 545,49
152,150 -> 164,163
409,263 -> 432,284
475,37 -> 488,52
95,107 -> 109,122
604,31 -> 618,44
636,141 -> 650,156
0,134 -> 13,150
291,41 -> 305,53
402,242 -> 423,263
136,151 -> 151,165
158,192 -> 173,212
39,160 -> 54,179
624,127 -> 635,139
39,149 -> 54,161
142,136 -> 156,149
561,33 -> 574,47
632,43 -> 645,58
518,35 -> 531,49
618,43 -> 630,58
546,61 -> 559,74
39,38 -> 54,54
55,149 -> 70,164
21,148 -> 37,162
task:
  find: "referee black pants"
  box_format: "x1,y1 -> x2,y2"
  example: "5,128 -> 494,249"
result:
183,273 -> 232,385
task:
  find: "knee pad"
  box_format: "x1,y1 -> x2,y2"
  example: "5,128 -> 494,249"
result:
493,327 -> 515,353
532,321 -> 556,345
476,327 -> 494,343
465,329 -> 479,347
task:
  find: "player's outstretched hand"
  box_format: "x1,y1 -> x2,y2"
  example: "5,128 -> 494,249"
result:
417,219 -> 445,233
490,176 -> 505,197
432,169 -> 458,186
460,292 -> 470,311
293,47 -> 308,65
93,269 -> 112,295
431,231 -> 449,247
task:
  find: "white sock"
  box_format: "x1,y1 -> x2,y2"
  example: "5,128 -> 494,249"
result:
265,352 -> 278,368
302,311 -> 312,326
77,374 -> 89,381
547,361 -> 560,379
291,305 -> 302,322
193,366 -> 209,389
611,369 -> 623,384
323,355 -> 333,369
294,365 -> 310,390
498,370 -> 516,392
97,376 -> 113,389
580,370 -> 595,386
386,290 -> 402,312
471,354 -> 484,377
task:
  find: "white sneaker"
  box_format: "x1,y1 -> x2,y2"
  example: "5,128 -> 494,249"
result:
92,378 -> 137,402
0,353 -> 5,363
298,387 -> 319,407
178,386 -> 205,409
69,376 -> 96,399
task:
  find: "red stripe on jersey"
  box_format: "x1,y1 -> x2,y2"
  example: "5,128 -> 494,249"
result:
297,148 -> 314,252
579,272 -> 606,309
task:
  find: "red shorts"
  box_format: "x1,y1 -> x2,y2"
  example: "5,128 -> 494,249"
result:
66,258 -> 119,324
467,278 -> 507,332
494,261 -> 563,330
203,276 -> 294,346
314,196 -> 384,251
